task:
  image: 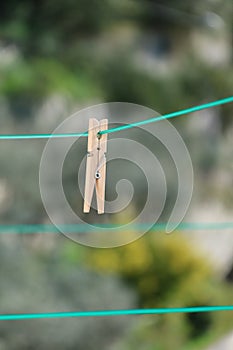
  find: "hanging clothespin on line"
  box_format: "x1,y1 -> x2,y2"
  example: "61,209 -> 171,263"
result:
83,118 -> 108,214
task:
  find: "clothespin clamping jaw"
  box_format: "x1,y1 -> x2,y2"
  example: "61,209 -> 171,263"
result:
83,118 -> 108,214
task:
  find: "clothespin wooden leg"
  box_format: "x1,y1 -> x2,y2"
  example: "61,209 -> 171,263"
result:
83,118 -> 99,213
83,152 -> 95,213
96,119 -> 108,214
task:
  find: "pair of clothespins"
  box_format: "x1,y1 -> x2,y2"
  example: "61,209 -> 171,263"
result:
83,118 -> 108,214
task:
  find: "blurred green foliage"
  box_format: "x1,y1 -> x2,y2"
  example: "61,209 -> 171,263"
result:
0,0 -> 232,132
81,233 -> 233,349
84,233 -> 227,308
0,58 -> 102,119
0,0 -> 232,349
0,0 -> 111,55
0,239 -> 136,350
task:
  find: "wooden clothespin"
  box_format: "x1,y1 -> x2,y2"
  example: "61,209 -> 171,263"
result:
83,118 -> 108,214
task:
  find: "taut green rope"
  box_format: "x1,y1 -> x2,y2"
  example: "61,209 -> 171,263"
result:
0,132 -> 88,140
0,96 -> 232,140
0,306 -> 232,320
99,96 -> 233,135
0,222 -> 232,234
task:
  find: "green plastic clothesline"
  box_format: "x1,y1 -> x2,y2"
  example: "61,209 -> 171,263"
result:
0,96 -> 232,140
0,222 -> 232,234
0,132 -> 88,140
99,96 -> 233,135
0,306 -> 233,321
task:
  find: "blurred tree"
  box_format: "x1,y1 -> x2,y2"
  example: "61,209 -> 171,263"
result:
83,233 -> 233,348
0,240 -> 136,349
98,54 -> 186,111
136,0 -> 210,30
0,0 -> 111,56
0,58 -> 102,120
85,233 -> 217,308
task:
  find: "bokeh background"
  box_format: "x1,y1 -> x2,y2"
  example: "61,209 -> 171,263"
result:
0,0 -> 233,349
